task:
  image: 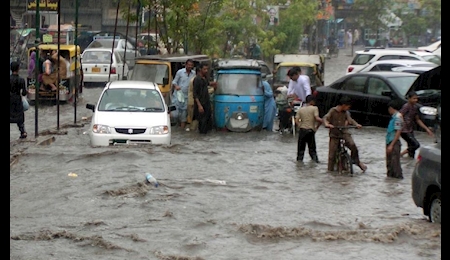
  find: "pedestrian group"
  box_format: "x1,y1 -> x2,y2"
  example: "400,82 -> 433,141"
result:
12,58 -> 434,180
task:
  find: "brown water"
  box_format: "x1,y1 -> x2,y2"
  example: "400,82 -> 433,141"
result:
10,47 -> 440,260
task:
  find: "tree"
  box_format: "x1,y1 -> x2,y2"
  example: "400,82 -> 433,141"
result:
352,0 -> 395,46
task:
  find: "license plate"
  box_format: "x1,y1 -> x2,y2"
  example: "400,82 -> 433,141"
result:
92,67 -> 100,73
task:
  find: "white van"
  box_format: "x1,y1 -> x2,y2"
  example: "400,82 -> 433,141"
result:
346,48 -> 425,74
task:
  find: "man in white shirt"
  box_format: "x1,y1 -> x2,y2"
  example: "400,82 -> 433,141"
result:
287,67 -> 311,103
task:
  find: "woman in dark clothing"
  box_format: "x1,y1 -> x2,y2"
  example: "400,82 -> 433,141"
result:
10,61 -> 28,139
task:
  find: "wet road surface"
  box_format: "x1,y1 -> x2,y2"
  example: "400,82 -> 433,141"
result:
10,47 -> 440,260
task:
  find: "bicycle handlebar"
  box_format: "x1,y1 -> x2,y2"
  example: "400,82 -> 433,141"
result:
334,125 -> 358,130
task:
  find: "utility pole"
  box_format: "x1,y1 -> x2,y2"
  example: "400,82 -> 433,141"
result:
34,0 -> 40,138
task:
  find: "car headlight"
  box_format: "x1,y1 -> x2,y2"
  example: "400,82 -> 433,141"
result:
92,124 -> 111,134
419,106 -> 438,116
149,126 -> 169,135
236,113 -> 244,120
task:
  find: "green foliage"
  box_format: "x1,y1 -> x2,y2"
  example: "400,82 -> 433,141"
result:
352,0 -> 395,31
120,0 -> 319,60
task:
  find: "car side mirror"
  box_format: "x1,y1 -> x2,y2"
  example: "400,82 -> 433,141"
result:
163,77 -> 169,85
381,91 -> 392,97
86,103 -> 95,112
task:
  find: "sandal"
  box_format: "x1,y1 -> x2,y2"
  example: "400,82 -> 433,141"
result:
19,132 -> 27,139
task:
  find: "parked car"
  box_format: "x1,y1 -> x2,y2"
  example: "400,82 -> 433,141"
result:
81,48 -> 130,87
391,66 -> 435,75
418,40 -> 441,52
315,70 -> 440,128
410,50 -> 441,66
85,80 -> 176,147
432,47 -> 441,57
346,48 -> 427,74
84,38 -> 141,69
357,59 -> 437,73
411,115 -> 441,223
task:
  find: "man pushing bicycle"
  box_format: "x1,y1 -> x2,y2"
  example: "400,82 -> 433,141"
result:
323,96 -> 367,173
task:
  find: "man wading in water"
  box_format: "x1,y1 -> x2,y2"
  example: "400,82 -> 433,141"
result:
193,62 -> 217,134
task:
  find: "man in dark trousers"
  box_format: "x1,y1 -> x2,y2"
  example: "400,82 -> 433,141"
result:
295,95 -> 323,163
10,61 -> 28,139
193,62 -> 217,134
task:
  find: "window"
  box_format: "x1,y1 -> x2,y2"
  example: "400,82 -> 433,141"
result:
399,55 -> 420,60
378,55 -> 401,60
131,64 -> 169,85
367,78 -> 390,95
351,54 -> 375,65
342,76 -> 366,93
216,74 -> 263,95
370,64 -> 402,71
98,88 -> 164,111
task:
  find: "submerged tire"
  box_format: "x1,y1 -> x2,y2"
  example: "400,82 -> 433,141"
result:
429,192 -> 441,224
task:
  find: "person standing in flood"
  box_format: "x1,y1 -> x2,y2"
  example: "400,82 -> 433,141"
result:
386,99 -> 404,179
27,51 -> 36,83
295,95 -> 322,163
193,62 -> 217,134
172,59 -> 196,131
10,61 -> 28,139
262,80 -> 276,132
399,91 -> 434,158
187,66 -> 200,131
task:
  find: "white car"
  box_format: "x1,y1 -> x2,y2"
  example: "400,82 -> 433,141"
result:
81,48 -> 129,87
85,38 -> 141,69
357,59 -> 437,73
418,40 -> 441,52
410,50 -> 441,65
346,48 -> 426,74
85,80 -> 175,147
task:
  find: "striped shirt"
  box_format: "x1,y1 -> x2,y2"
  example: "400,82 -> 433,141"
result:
386,111 -> 404,145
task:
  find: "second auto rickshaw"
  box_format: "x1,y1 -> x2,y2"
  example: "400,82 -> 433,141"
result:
272,54 -> 325,93
214,59 -> 264,132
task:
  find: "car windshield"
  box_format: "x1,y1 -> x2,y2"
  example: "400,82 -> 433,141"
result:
130,64 -> 169,85
216,73 -> 263,95
87,40 -> 118,49
97,88 -> 164,112
275,66 -> 315,85
386,75 -> 419,97
82,50 -> 113,63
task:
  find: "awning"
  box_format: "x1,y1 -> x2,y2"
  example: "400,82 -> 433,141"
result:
11,28 -> 36,37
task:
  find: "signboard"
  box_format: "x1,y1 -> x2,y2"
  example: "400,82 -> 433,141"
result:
27,0 -> 58,12
42,34 -> 53,43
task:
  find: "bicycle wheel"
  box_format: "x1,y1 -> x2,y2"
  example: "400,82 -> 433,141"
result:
343,152 -> 353,175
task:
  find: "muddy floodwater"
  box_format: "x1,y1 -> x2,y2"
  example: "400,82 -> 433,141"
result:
11,48 -> 440,259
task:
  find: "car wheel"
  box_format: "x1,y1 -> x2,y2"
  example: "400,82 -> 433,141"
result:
429,192 -> 441,224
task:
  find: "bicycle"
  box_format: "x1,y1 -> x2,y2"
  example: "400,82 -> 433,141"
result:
290,100 -> 303,137
333,125 -> 358,175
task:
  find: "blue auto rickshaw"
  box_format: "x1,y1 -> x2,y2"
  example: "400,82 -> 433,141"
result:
214,59 -> 264,132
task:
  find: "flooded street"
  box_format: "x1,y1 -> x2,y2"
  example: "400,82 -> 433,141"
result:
11,48 -> 440,260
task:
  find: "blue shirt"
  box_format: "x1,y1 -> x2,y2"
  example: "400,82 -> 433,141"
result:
173,68 -> 196,96
386,111 -> 404,144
